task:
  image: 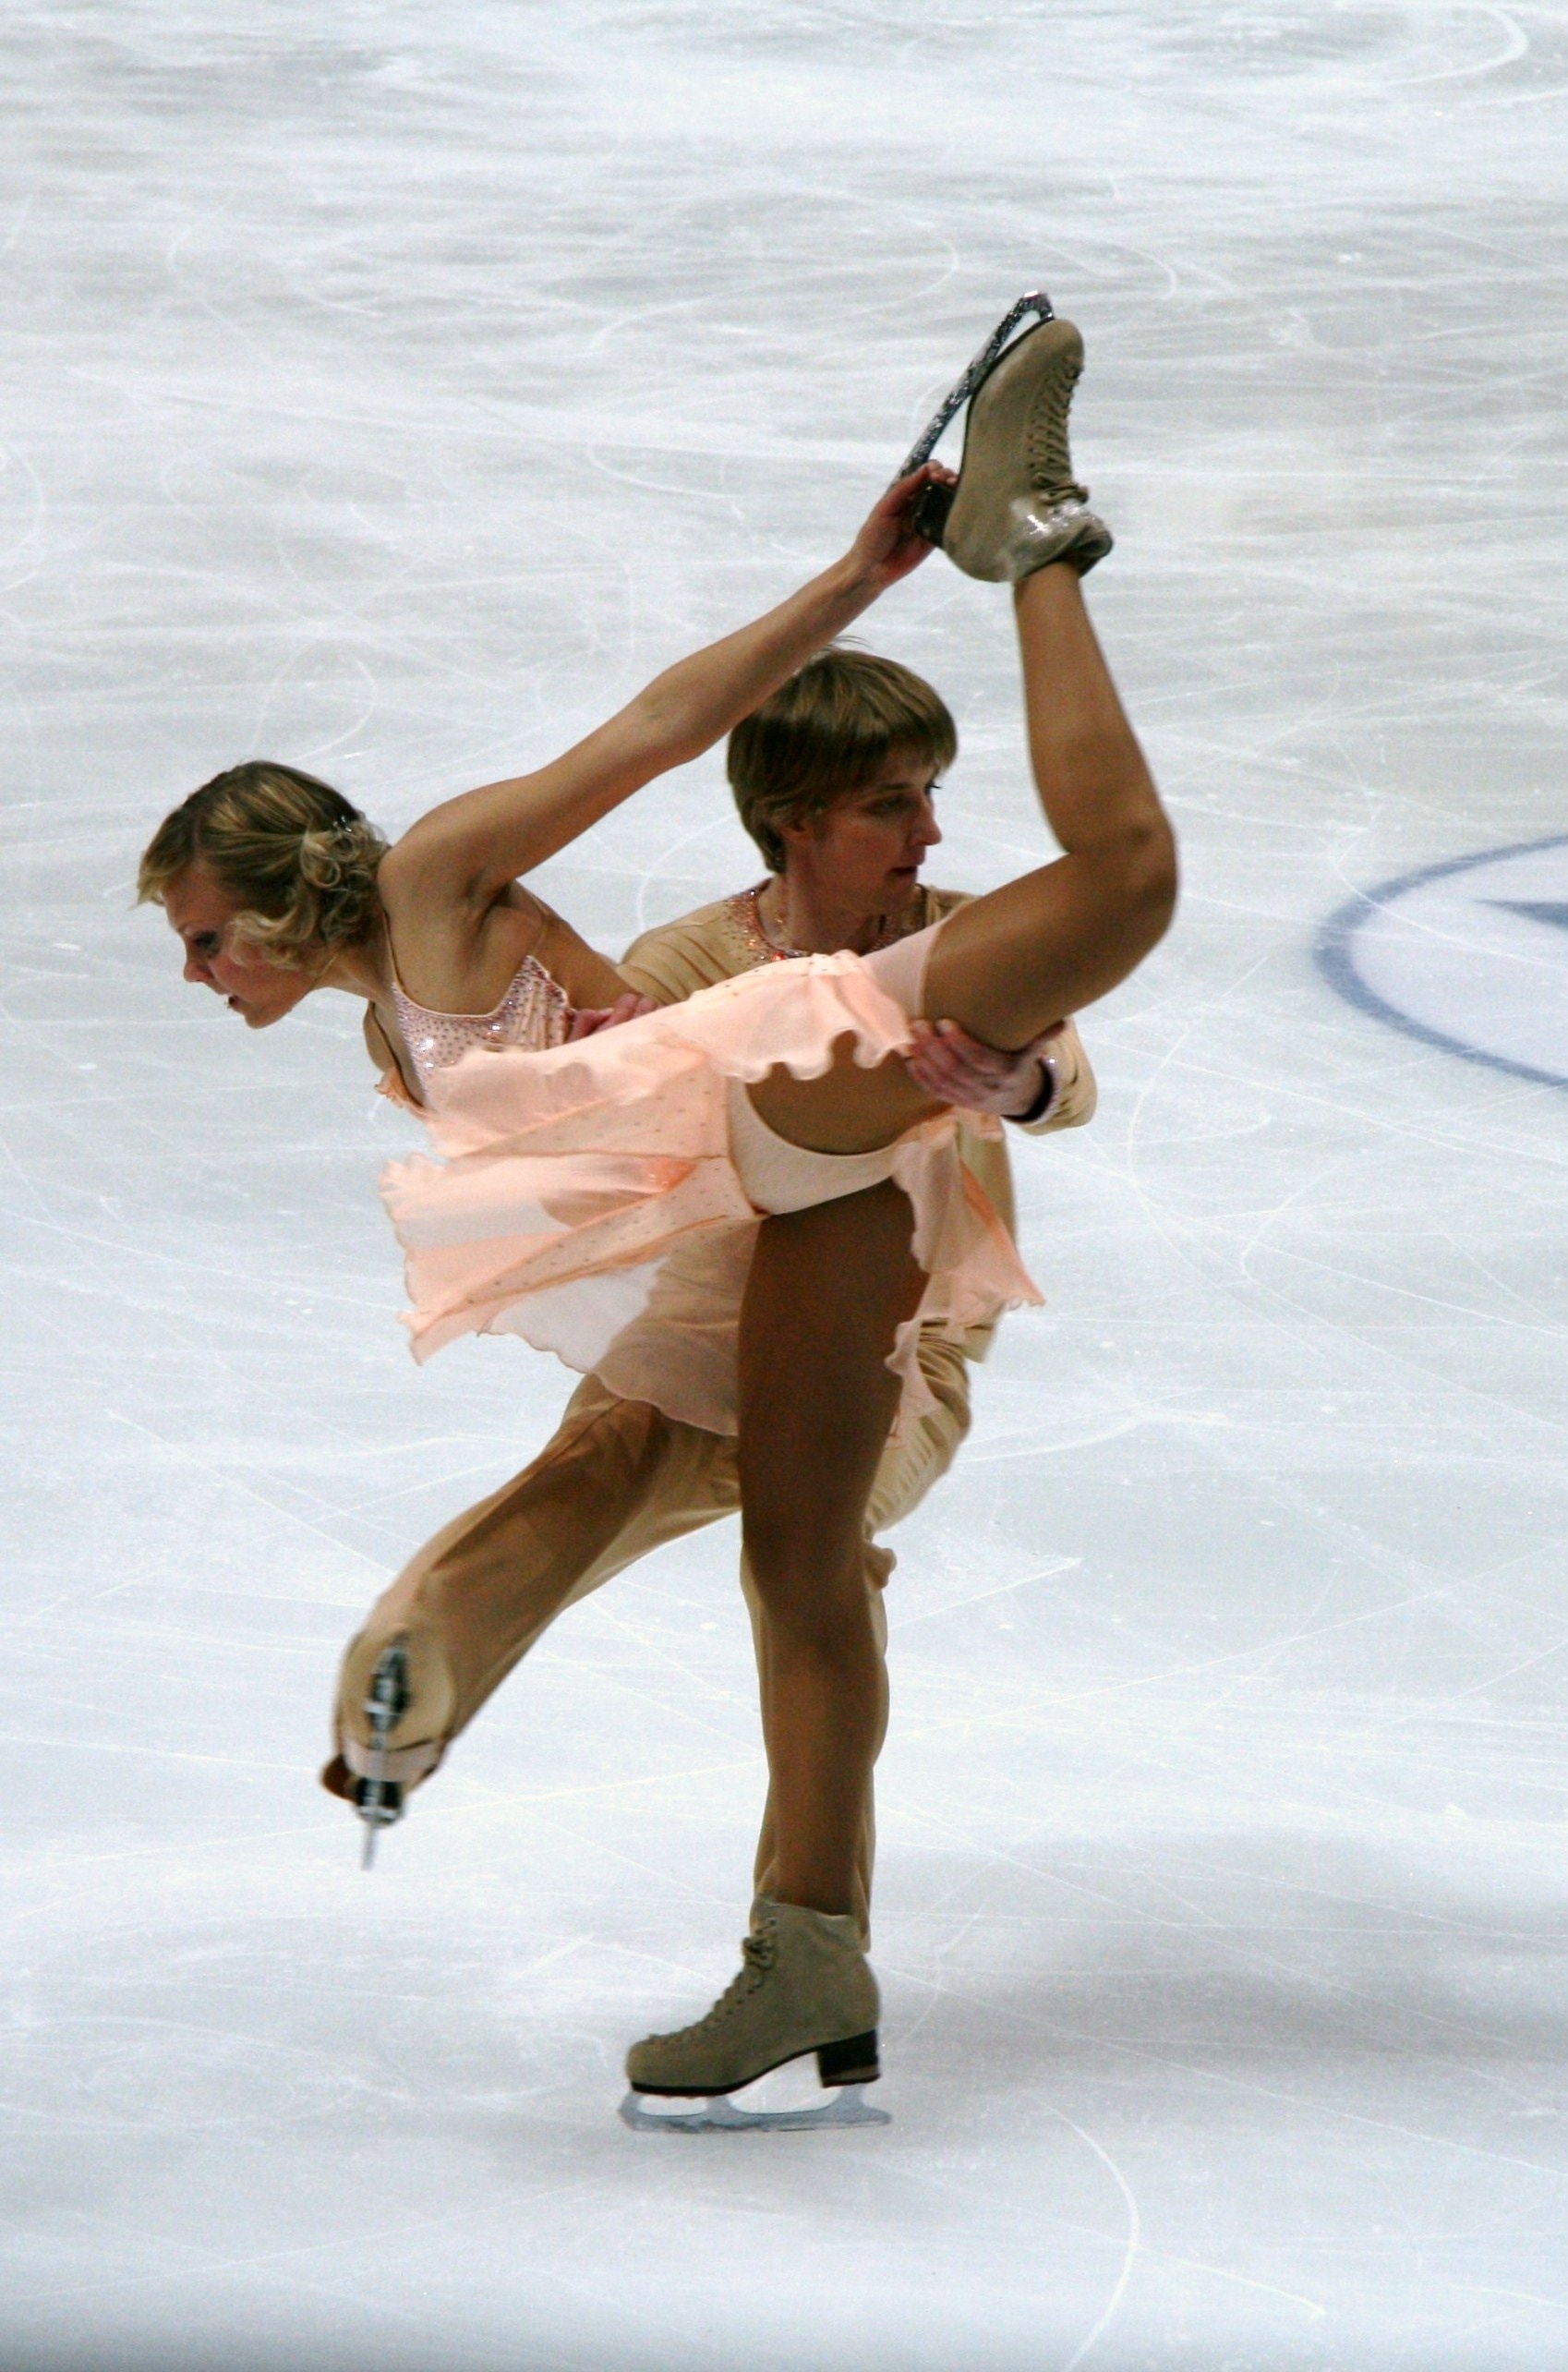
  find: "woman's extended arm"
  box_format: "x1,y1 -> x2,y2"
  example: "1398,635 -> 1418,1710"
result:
381,466 -> 950,910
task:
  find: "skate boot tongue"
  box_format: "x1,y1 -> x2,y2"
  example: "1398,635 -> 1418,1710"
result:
707,1927 -> 776,2014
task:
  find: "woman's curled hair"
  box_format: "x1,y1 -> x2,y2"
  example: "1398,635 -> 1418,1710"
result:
137,761 -> 389,967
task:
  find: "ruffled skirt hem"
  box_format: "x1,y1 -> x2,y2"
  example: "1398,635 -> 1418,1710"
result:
380,950 -> 1042,1434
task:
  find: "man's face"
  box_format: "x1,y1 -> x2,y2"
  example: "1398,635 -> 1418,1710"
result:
163,863 -> 315,1029
783,749 -> 942,910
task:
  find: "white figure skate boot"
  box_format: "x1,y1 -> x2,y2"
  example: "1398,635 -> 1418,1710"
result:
620,1897 -> 889,2133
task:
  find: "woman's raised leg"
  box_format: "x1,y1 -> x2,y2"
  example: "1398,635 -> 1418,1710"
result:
746,556 -> 1176,1160
753,308 -> 1175,1154
916,558 -> 1175,1045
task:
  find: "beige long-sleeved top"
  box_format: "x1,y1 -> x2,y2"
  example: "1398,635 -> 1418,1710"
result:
619,881 -> 1096,1361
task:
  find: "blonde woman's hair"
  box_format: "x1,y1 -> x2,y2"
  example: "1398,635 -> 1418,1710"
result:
727,647 -> 957,873
137,761 -> 389,967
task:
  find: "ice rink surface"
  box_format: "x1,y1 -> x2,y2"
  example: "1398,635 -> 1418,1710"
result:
3,4 -> 1567,2366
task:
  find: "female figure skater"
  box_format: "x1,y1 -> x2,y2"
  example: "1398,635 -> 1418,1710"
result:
139,313 -> 1175,2112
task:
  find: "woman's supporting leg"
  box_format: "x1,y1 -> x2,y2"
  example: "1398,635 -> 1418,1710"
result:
742,1548 -> 889,1938
736,1180 -> 927,1917
622,1182 -> 921,2102
742,1330 -> 972,1942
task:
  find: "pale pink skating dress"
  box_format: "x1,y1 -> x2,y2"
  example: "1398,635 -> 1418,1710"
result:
380,924 -> 1041,1435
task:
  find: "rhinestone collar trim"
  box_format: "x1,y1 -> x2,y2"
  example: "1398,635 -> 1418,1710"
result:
727,881 -> 927,966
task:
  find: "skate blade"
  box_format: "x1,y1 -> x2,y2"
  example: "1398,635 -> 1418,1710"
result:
618,2081 -> 889,2135
898,289 -> 1055,481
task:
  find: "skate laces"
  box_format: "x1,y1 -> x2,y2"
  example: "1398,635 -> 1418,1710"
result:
1027,357 -> 1087,503
718,1928 -> 777,2015
661,1928 -> 777,2043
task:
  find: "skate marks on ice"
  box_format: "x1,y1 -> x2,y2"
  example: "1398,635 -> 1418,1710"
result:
1317,836 -> 1568,1089
1044,2101 -> 1144,2372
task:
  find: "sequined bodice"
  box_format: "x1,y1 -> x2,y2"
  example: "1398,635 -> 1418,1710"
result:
392,955 -> 570,1096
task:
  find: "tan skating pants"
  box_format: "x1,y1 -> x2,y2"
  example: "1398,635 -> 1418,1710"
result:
329,1335 -> 972,1939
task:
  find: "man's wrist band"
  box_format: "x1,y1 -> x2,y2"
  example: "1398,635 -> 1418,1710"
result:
1009,1056 -> 1056,1125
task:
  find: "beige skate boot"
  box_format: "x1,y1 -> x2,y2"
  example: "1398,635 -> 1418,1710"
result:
621,1898 -> 883,2128
935,316 -> 1112,583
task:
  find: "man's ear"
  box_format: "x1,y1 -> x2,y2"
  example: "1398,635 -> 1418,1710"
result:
778,805 -> 835,855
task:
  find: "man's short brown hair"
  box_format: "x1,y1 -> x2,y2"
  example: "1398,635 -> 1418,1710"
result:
727,647 -> 957,873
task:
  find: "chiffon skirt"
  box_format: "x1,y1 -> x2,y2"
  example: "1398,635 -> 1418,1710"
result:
380,946 -> 1041,1435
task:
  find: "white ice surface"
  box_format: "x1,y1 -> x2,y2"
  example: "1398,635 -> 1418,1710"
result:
4,6 -> 1568,2367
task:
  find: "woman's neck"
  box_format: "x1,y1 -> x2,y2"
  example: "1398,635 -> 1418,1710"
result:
317,923 -> 392,1006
